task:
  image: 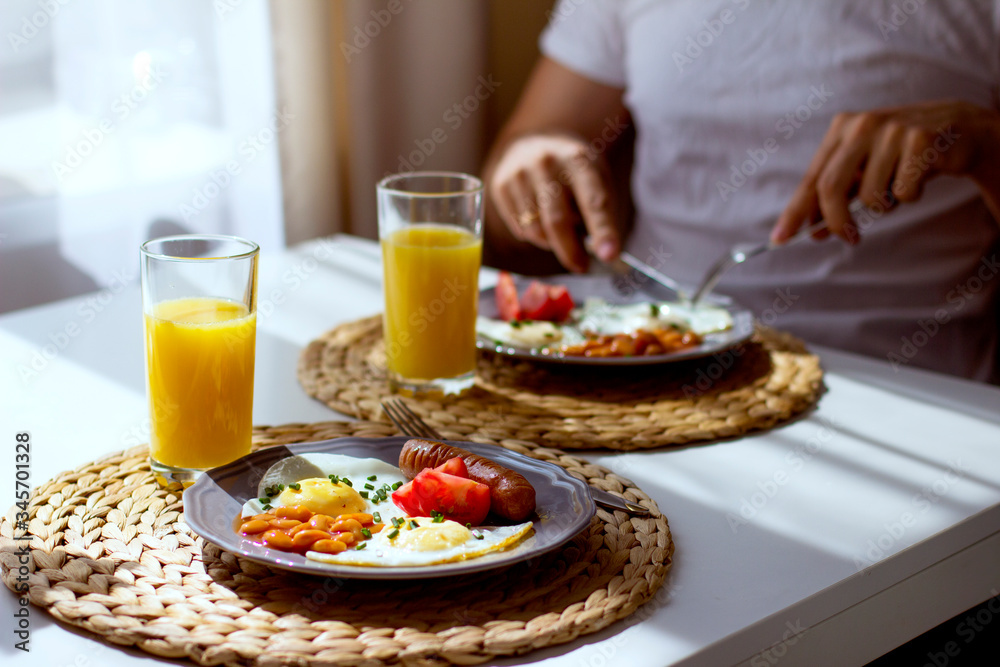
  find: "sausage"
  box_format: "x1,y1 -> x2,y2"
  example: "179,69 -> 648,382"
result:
399,439 -> 536,521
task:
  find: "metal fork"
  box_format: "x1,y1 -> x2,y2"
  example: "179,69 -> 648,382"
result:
690,198 -> 873,305
380,398 -> 651,516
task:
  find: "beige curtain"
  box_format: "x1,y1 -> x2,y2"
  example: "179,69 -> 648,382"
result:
269,0 -> 553,245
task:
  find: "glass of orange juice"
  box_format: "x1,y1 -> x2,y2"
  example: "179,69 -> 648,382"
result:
377,171 -> 484,396
140,235 -> 258,485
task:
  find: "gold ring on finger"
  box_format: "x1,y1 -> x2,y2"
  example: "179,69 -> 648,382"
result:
517,211 -> 539,227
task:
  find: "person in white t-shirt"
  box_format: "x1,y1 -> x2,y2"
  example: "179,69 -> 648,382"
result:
483,0 -> 1000,382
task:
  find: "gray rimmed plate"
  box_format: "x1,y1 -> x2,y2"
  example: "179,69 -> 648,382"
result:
183,437 -> 595,580
477,273 -> 754,366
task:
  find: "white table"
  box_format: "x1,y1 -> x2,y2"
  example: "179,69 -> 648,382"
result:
2,234 -> 999,667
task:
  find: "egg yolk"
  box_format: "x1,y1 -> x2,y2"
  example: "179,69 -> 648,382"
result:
275,478 -> 366,517
393,521 -> 472,552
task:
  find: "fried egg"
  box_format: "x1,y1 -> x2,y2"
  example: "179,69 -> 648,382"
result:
477,297 -> 733,352
240,453 -> 410,523
240,452 -> 534,567
309,517 -> 533,567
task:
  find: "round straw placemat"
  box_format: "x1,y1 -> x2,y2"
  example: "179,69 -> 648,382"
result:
0,421 -> 672,666
298,315 -> 824,451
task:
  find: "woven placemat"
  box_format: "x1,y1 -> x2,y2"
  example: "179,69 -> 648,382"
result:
298,315 -> 824,451
0,420 -> 672,666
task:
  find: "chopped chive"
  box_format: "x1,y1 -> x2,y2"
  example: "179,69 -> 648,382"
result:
367,475 -> 377,481
258,497 -> 270,504
510,320 -> 522,329
342,478 -> 353,487
359,491 -> 369,499
474,532 -> 484,540
387,528 -> 399,539
432,514 -> 444,523
391,481 -> 403,490
262,504 -> 272,512
465,523 -> 472,529
373,512 -> 381,523
328,474 -> 340,484
408,520 -> 419,530
364,483 -> 375,490
361,528 -> 372,539
355,542 -> 367,550
288,483 -> 301,491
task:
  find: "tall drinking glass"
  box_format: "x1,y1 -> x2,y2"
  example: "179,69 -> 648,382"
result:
140,235 -> 258,485
378,172 -> 484,396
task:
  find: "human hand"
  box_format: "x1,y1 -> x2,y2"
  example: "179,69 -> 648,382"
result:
772,100 -> 1000,244
489,132 -> 620,272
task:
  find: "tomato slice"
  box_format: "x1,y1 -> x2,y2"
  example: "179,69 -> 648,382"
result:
433,456 -> 468,478
392,469 -> 490,526
391,479 -> 422,516
520,281 -> 575,322
496,271 -> 522,322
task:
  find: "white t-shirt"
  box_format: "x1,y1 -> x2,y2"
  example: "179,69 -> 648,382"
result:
541,0 -> 1000,381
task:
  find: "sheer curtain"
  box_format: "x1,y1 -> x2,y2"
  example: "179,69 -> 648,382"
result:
0,0 -> 283,312
271,0 -> 492,242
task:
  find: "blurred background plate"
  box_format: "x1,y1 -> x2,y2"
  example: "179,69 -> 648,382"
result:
477,273 -> 754,366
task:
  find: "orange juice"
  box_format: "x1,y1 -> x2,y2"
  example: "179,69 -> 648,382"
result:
381,224 -> 482,382
144,297 -> 256,469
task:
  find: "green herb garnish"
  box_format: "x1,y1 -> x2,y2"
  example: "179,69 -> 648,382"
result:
355,542 -> 367,550
387,528 -> 399,539
473,532 -> 484,540
408,520 -> 419,529
342,478 -> 353,487
359,491 -> 369,499
361,528 -> 372,539
391,481 -> 403,490
258,497 -> 270,504
288,483 -> 301,491
367,475 -> 377,481
373,512 -> 381,523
